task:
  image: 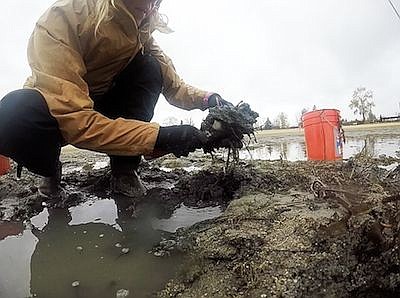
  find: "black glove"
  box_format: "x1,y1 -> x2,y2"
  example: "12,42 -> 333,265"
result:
154,125 -> 207,157
207,93 -> 234,108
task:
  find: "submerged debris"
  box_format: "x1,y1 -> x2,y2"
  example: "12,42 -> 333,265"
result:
71,280 -> 80,287
121,248 -> 130,254
201,102 -> 259,164
116,289 -> 129,298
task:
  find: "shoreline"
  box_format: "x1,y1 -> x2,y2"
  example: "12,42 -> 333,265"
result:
256,121 -> 400,137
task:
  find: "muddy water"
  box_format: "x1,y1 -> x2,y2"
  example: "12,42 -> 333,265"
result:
0,197 -> 221,298
242,127 -> 400,161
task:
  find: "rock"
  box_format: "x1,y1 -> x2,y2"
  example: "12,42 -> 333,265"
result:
154,251 -> 164,257
121,248 -> 130,254
71,281 -> 80,287
116,289 -> 129,298
160,239 -> 176,249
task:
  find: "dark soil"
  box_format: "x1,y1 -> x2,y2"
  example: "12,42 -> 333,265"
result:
156,157 -> 400,298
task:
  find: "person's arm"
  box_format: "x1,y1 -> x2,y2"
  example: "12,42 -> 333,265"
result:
24,5 -> 159,156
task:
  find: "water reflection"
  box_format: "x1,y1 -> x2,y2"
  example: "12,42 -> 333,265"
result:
0,198 -> 222,298
29,203 -> 176,298
68,199 -> 121,230
344,136 -> 400,158
152,204 -> 222,233
0,227 -> 36,298
240,142 -> 307,161
241,134 -> 400,161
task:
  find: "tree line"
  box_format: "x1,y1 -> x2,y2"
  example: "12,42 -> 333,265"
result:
257,86 -> 390,130
162,87 -> 396,130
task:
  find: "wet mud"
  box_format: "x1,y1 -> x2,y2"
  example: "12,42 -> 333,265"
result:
1,147 -> 400,297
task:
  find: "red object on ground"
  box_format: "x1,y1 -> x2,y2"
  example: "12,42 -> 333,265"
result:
0,155 -> 11,176
302,109 -> 343,161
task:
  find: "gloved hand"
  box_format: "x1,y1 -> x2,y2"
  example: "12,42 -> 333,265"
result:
207,93 -> 234,108
154,125 -> 207,157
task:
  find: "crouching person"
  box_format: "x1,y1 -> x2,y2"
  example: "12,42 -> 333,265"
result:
0,0 -> 231,198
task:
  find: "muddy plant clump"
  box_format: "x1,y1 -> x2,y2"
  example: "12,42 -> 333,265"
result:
201,102 -> 259,159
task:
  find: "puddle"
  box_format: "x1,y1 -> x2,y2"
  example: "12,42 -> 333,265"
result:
0,197 -> 221,298
30,208 -> 49,231
344,137 -> 400,158
68,199 -> 121,231
240,142 -> 307,161
63,160 -> 109,174
159,165 -> 202,173
0,230 -> 38,298
152,203 -> 223,233
242,132 -> 400,161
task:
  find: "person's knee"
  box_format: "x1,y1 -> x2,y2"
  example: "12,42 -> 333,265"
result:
0,90 -> 24,117
125,53 -> 162,84
0,89 -> 62,176
1,89 -> 46,117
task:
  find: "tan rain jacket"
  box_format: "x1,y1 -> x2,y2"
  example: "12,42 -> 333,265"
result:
24,0 -> 208,156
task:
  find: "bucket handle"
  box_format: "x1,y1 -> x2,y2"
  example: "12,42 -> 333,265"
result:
320,112 -> 346,144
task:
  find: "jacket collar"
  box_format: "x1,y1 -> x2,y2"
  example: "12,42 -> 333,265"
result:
113,0 -> 140,37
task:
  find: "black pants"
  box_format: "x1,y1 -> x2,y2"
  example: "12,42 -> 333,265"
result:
0,53 -> 162,177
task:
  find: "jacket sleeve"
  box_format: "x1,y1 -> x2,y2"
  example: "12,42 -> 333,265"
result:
144,37 -> 209,111
25,6 -> 160,156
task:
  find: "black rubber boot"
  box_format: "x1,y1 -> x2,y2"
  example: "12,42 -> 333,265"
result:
110,170 -> 147,198
38,161 -> 65,199
110,156 -> 147,198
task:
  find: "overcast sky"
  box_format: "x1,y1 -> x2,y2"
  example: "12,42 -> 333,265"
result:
1,0 -> 399,126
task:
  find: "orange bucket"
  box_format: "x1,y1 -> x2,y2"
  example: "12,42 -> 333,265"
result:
302,109 -> 343,161
0,155 -> 11,176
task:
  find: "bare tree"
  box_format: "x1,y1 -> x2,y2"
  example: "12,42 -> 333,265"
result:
162,116 -> 179,126
297,108 -> 309,127
182,117 -> 195,126
367,110 -> 377,122
264,117 -> 273,130
274,112 -> 289,128
349,87 -> 375,123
